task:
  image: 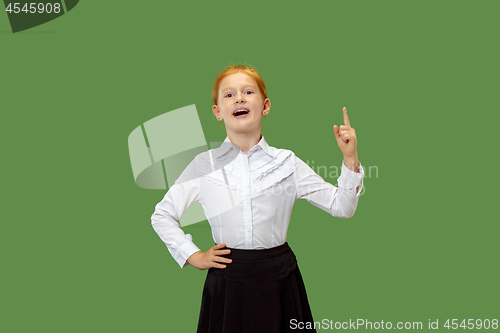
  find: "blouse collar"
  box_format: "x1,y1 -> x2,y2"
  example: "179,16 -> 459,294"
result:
219,134 -> 274,158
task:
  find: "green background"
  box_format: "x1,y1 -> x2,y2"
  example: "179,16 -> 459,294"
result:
1,0 -> 498,332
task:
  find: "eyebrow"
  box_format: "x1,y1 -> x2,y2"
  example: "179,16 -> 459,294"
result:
221,85 -> 256,94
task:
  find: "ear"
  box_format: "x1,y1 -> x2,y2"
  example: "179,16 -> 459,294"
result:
212,104 -> 220,117
263,98 -> 271,114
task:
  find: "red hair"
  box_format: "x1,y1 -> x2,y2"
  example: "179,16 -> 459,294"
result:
212,65 -> 268,106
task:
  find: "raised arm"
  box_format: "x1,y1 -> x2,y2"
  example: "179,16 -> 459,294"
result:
333,107 -> 360,192
294,154 -> 364,218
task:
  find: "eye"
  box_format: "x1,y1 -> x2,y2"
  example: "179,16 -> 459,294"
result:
225,93 -> 233,98
245,91 -> 253,95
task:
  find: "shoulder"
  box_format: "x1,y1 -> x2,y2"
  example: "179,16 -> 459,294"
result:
268,147 -> 316,178
267,146 -> 298,166
266,144 -> 294,158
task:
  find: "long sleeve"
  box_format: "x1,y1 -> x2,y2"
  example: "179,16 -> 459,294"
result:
294,155 -> 364,218
151,160 -> 202,268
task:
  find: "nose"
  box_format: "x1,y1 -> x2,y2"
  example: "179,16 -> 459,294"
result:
235,92 -> 245,103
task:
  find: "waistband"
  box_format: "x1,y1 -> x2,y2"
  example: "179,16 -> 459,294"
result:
217,242 -> 292,260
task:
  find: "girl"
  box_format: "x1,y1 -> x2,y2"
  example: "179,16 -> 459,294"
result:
151,65 -> 364,333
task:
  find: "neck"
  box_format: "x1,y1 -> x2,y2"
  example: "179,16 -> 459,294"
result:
227,132 -> 262,155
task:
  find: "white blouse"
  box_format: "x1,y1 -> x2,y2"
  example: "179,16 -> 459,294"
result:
151,135 -> 365,268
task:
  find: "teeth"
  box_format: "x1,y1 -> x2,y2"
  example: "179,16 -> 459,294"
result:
234,109 -> 249,116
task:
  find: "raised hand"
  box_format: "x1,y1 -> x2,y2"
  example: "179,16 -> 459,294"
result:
186,243 -> 232,270
333,107 -> 357,159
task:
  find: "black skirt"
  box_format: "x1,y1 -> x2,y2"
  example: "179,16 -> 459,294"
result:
197,242 -> 317,333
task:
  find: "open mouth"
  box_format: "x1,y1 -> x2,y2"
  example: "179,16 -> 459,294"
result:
233,109 -> 250,118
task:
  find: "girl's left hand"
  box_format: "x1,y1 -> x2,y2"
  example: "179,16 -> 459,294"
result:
333,107 -> 357,158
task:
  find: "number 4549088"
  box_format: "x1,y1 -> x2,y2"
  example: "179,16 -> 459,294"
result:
5,3 -> 61,14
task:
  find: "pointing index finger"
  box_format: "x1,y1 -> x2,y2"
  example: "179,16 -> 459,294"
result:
343,107 -> 351,127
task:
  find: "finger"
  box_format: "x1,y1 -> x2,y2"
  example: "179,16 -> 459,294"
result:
343,107 -> 351,127
213,243 -> 226,250
214,256 -> 232,264
340,129 -> 355,137
213,250 -> 231,257
333,125 -> 341,139
342,133 -> 356,142
339,129 -> 350,137
214,263 -> 227,269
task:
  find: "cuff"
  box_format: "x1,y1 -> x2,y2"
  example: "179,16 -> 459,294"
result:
338,160 -> 365,196
172,234 -> 201,268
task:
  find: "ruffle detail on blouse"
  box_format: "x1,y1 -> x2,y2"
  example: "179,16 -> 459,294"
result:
252,150 -> 293,182
251,150 -> 296,194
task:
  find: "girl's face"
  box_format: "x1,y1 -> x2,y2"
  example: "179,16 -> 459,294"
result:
213,72 -> 270,136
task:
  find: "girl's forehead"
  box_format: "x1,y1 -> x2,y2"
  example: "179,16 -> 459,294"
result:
220,72 -> 257,90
